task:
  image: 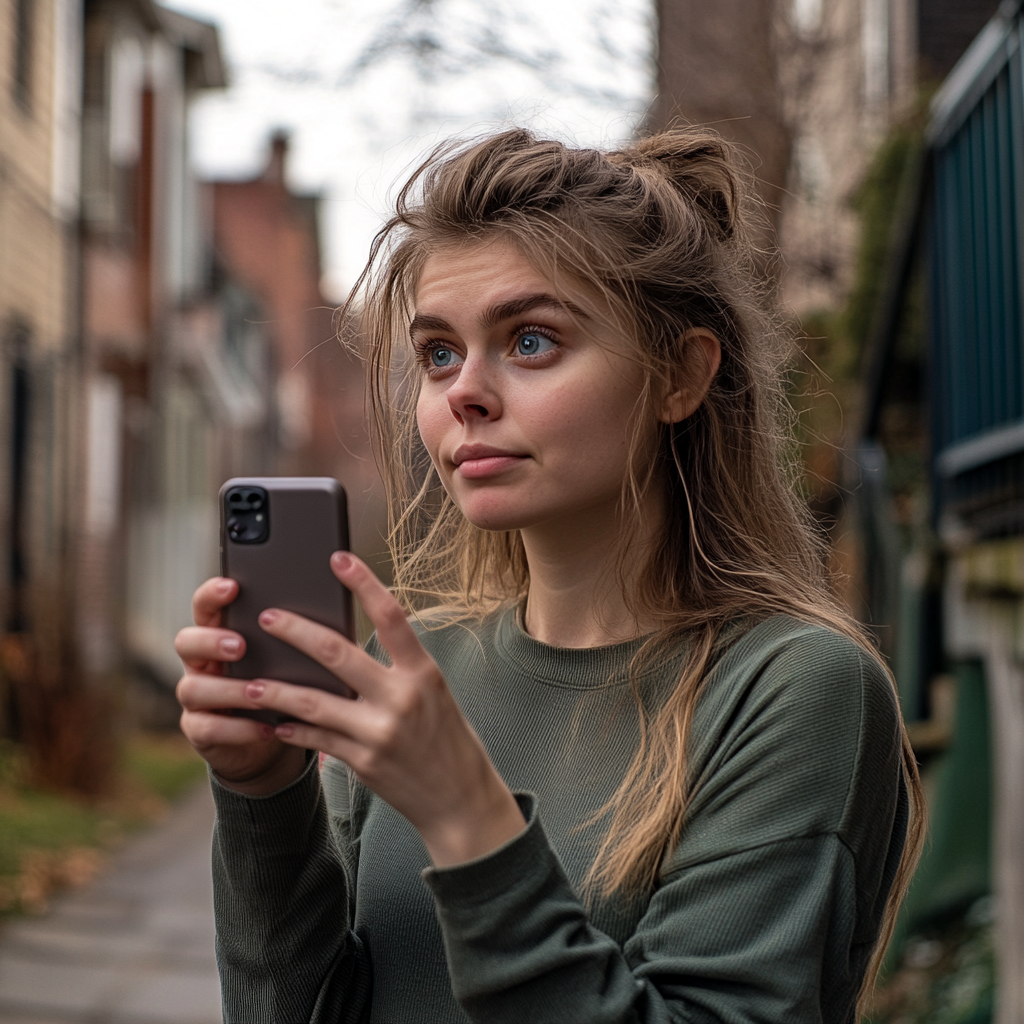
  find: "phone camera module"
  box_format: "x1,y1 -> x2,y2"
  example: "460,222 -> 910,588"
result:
225,486 -> 270,543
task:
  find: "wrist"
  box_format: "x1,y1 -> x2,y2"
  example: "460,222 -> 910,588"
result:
213,745 -> 310,797
420,782 -> 526,868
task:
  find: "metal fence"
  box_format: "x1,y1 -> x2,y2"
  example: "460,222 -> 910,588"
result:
929,2 -> 1024,538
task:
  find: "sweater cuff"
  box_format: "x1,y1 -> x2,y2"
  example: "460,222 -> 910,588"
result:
209,751 -> 320,839
421,793 -> 547,905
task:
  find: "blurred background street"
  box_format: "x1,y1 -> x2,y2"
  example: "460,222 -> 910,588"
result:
0,783 -> 218,1024
1,0 -> 1023,1021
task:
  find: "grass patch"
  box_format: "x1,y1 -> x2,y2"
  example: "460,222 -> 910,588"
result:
122,733 -> 209,802
0,732 -> 207,916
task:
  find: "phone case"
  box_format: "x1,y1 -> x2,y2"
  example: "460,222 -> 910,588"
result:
219,478 -> 356,718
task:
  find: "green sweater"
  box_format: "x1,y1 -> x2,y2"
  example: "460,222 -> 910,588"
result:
210,611 -> 907,1024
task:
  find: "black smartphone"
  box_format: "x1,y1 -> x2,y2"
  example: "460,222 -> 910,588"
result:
220,477 -> 356,721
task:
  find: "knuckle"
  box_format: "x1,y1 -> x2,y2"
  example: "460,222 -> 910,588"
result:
175,675 -> 195,707
174,628 -> 199,659
179,710 -> 202,747
392,685 -> 422,719
374,715 -> 403,756
380,603 -> 407,631
421,664 -> 446,693
293,687 -> 321,721
185,713 -> 213,747
316,633 -> 346,667
351,748 -> 375,778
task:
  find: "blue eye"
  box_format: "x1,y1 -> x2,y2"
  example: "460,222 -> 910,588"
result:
431,347 -> 456,367
516,332 -> 555,356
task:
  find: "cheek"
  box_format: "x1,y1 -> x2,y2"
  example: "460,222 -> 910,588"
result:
557,376 -> 641,447
415,388 -> 447,461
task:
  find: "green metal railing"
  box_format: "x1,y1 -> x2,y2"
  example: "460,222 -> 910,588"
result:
929,3 -> 1024,536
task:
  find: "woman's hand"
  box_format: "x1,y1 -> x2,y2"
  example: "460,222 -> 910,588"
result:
243,552 -> 526,867
175,578 -> 308,795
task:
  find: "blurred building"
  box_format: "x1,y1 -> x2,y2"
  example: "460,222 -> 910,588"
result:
653,0 -> 1001,313
207,132 -> 385,583
75,0 -> 264,706
0,2 -> 356,772
1,1 -> 381,749
0,0 -> 84,752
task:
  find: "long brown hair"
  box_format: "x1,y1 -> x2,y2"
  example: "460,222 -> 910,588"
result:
342,126 -> 924,1015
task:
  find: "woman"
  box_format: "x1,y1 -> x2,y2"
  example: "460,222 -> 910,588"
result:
176,127 -> 924,1024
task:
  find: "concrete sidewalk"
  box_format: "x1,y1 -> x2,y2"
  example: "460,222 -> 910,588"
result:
0,782 -> 221,1024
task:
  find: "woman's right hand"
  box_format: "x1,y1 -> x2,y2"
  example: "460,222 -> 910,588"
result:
175,577 -> 308,795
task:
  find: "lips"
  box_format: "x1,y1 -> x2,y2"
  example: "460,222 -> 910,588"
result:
452,443 -> 527,479
452,443 -> 522,465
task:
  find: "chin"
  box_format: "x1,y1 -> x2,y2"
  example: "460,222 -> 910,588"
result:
455,495 -> 538,533
461,509 -> 528,533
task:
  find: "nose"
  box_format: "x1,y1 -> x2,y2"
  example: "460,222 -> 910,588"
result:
446,355 -> 502,425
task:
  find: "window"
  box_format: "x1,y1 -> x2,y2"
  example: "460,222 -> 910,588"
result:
6,321 -> 32,632
13,0 -> 34,111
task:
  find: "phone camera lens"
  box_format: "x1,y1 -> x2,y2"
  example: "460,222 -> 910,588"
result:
224,486 -> 268,543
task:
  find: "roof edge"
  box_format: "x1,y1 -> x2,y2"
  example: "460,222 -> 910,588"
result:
155,4 -> 228,89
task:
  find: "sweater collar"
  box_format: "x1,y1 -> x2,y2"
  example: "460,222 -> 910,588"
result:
492,603 -> 672,689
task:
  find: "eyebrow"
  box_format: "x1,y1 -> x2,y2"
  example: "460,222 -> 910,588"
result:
409,292 -> 590,339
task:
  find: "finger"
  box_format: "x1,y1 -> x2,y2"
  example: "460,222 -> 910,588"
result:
330,553 -> 429,668
193,577 -> 238,628
177,672 -> 262,713
175,626 -> 245,671
273,720 -> 359,760
256,608 -> 386,698
242,677 -> 371,736
180,707 -> 271,748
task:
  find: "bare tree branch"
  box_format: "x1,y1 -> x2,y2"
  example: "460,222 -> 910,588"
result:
252,0 -> 649,109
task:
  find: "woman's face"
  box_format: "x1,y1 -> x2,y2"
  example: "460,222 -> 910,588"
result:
413,239 -> 653,536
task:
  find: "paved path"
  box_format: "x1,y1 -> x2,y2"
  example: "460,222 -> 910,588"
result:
0,783 -> 221,1024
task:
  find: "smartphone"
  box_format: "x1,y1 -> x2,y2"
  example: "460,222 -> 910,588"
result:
219,477 -> 356,720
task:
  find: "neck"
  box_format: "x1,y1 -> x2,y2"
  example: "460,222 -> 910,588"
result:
519,498 -> 661,648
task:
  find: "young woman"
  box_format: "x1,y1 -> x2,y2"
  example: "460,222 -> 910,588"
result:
176,127 -> 924,1024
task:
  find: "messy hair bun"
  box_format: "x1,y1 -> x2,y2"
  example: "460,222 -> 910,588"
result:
616,133 -> 739,239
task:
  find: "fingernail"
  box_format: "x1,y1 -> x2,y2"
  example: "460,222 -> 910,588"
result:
245,682 -> 265,699
220,638 -> 241,655
332,551 -> 353,572
217,579 -> 233,595
259,609 -> 279,627
275,724 -> 294,738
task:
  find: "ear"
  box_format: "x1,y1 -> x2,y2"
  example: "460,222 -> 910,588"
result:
658,328 -> 722,424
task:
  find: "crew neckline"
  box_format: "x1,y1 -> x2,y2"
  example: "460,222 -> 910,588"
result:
492,604 -> 683,689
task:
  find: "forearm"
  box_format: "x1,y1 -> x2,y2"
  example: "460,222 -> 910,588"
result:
423,796 -> 646,1024
211,757 -> 370,1023
423,797 -> 854,1024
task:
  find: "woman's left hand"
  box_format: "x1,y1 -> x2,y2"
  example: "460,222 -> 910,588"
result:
243,551 -> 526,867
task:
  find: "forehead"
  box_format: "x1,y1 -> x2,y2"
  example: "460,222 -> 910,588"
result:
414,239 -> 584,312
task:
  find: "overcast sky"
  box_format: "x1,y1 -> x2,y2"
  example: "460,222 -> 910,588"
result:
168,0 -> 654,299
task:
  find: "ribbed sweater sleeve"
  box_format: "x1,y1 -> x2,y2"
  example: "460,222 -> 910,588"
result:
211,756 -> 371,1023
425,804 -> 859,1024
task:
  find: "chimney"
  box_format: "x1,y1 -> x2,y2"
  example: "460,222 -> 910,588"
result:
264,129 -> 290,185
